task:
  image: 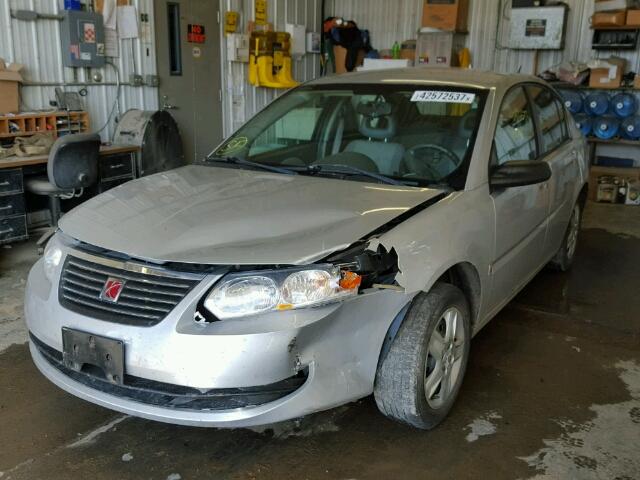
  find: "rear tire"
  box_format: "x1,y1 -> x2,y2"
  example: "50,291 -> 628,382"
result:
374,283 -> 471,429
549,202 -> 582,272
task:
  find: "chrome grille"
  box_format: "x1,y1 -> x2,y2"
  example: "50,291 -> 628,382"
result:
59,251 -> 203,326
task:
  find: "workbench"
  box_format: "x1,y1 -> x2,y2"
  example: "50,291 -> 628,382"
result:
0,144 -> 140,244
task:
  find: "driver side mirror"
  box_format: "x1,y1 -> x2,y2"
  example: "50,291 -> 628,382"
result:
490,160 -> 551,190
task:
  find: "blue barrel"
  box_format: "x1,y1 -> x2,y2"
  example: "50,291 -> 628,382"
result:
593,115 -> 620,140
585,92 -> 610,116
621,116 -> 640,140
610,93 -> 638,118
560,90 -> 584,114
574,113 -> 592,136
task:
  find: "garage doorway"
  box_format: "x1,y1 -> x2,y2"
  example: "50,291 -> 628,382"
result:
155,0 -> 223,163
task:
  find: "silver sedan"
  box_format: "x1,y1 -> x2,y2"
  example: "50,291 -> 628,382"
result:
25,68 -> 588,429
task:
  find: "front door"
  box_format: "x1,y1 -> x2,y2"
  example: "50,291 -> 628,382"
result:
489,85 -> 550,310
155,0 -> 223,163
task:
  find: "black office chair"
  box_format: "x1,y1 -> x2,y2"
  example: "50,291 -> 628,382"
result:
25,133 -> 100,246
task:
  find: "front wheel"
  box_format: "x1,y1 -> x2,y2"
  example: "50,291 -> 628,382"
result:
549,202 -> 582,272
374,283 -> 471,429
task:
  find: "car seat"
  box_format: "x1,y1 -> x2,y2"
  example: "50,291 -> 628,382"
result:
344,102 -> 405,175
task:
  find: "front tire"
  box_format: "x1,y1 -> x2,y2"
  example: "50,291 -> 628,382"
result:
549,202 -> 582,272
374,283 -> 471,429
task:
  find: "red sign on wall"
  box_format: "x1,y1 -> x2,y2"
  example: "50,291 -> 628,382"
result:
187,24 -> 206,43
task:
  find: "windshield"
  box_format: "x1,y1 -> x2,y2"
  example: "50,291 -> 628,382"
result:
209,84 -> 487,188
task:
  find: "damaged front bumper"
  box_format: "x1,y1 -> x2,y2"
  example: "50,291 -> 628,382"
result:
25,249 -> 413,427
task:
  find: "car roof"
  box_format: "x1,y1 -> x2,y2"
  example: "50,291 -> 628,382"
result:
308,67 -> 543,93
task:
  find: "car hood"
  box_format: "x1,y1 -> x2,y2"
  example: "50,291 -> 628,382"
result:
59,165 -> 444,265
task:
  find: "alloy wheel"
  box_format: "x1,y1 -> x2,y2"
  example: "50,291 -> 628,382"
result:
424,307 -> 466,409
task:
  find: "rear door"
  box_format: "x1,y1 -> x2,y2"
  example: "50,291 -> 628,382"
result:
526,84 -> 579,258
488,85 -> 550,309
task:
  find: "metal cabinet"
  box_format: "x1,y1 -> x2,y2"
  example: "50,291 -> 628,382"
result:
0,169 -> 28,244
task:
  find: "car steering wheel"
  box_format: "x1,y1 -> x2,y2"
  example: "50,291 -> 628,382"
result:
402,144 -> 459,180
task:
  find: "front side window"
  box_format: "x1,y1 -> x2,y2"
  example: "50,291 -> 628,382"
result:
527,85 -> 569,155
210,84 -> 487,188
493,86 -> 538,166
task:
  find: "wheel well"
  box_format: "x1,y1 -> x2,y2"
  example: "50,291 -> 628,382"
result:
435,262 -> 481,328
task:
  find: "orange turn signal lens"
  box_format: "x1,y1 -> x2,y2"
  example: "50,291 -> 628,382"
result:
339,271 -> 362,290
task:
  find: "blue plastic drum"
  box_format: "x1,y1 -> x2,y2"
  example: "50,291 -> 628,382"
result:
560,90 -> 584,114
574,113 -> 592,136
585,92 -> 610,116
621,116 -> 640,140
610,93 -> 638,118
593,115 -> 620,140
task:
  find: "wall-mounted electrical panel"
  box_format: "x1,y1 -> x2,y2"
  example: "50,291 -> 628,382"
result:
60,10 -> 106,68
227,33 -> 250,62
306,32 -> 321,53
508,5 -> 568,50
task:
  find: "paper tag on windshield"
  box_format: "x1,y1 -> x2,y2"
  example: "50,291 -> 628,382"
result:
411,91 -> 476,104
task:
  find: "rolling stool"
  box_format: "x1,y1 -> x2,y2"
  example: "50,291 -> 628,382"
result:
25,133 -> 100,249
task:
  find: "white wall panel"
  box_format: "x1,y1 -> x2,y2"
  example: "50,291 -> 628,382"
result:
219,0 -> 323,136
328,0 -> 640,74
0,0 -> 158,141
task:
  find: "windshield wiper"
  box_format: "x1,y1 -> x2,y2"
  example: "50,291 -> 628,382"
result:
303,164 -> 406,186
204,156 -> 297,175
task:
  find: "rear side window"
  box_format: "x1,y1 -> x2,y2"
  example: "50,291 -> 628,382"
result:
528,85 -> 570,155
493,86 -> 538,166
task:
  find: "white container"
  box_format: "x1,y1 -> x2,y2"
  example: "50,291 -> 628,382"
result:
358,58 -> 412,71
594,0 -> 633,12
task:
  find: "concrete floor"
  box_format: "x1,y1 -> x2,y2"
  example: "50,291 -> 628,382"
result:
1,202 -> 639,480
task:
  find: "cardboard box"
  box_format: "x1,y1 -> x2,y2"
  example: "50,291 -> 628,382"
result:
0,58 -> 24,114
592,10 -> 627,26
422,0 -> 469,32
333,46 -> 365,74
416,31 -> 465,67
589,57 -> 627,89
588,166 -> 640,201
594,0 -> 632,12
400,40 -> 417,62
635,73 -> 640,89
626,179 -> 640,205
627,9 -> 640,26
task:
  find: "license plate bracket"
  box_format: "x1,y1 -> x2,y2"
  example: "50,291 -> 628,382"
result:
62,328 -> 124,385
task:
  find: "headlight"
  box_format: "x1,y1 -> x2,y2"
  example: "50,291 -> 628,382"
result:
43,234 -> 64,282
205,276 -> 279,319
204,265 -> 360,320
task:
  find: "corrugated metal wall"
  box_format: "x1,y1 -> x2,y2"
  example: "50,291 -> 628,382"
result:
0,0 -> 158,141
219,0 -> 323,136
328,0 -> 640,74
